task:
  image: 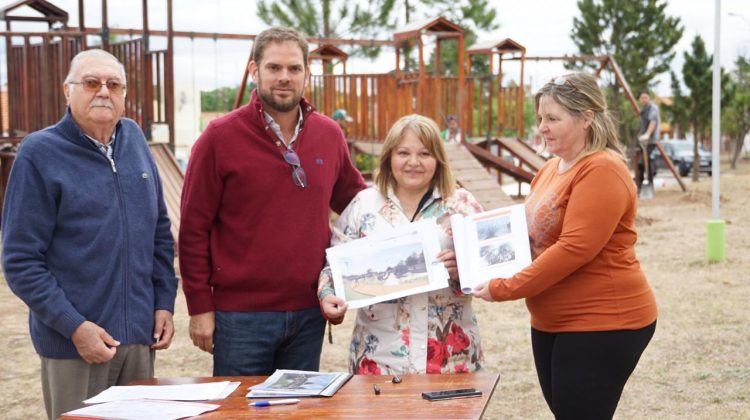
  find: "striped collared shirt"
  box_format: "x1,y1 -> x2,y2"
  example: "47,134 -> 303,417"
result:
263,105 -> 304,148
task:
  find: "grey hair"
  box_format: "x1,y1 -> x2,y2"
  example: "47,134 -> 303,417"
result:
63,49 -> 127,86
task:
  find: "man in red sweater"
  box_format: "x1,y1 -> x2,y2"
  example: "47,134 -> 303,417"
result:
179,27 -> 366,375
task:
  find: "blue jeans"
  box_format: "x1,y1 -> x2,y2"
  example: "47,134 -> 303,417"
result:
213,307 -> 326,376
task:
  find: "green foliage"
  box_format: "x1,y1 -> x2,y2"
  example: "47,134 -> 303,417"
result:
722,55 -> 750,168
200,84 -> 254,112
570,0 -> 683,93
678,35 -> 731,180
257,0 -> 384,60
666,71 -> 690,138
354,152 -> 378,174
681,36 -> 712,143
569,0 -> 683,146
523,92 -> 537,135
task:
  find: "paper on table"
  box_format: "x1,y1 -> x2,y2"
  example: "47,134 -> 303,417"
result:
84,381 -> 240,404
63,399 -> 220,420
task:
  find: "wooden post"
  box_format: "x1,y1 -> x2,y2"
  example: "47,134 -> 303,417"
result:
466,53 -> 473,138
22,36 -> 30,134
142,0 -> 152,139
101,0 -> 109,50
166,0 -> 175,150
457,34 -> 465,142
360,76 -> 368,139
488,52 -> 494,138
418,36 -> 425,115
5,21 -> 14,135
78,0 -> 87,49
498,56 -> 504,128
234,52 -> 252,110
395,46 -> 401,80
435,39 -> 442,122
518,49 -> 526,139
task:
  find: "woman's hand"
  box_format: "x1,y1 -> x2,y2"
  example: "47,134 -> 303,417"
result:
437,249 -> 459,281
473,281 -> 495,301
321,295 -> 348,324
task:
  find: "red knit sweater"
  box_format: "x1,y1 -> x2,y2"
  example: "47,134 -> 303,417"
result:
179,92 -> 366,314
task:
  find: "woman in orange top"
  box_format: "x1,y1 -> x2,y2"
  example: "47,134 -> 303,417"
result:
474,72 -> 657,420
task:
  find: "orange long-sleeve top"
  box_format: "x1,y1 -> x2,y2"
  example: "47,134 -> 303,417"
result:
489,150 -> 657,332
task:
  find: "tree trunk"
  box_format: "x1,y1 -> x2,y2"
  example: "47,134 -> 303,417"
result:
692,123 -> 700,182
731,130 -> 748,169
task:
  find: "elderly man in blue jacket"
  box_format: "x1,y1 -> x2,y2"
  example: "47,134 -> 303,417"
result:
1,49 -> 177,419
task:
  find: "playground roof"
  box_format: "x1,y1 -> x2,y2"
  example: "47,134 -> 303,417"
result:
467,38 -> 526,55
0,0 -> 68,26
310,44 -> 349,61
393,17 -> 463,43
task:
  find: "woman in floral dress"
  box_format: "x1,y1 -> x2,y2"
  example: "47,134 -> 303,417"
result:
318,114 -> 484,375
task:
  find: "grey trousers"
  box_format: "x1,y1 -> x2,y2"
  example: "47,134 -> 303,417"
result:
40,344 -> 154,420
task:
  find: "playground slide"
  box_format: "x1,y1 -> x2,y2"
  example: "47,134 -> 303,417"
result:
148,143 -> 184,244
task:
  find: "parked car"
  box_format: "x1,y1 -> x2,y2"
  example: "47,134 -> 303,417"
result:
650,139 -> 712,177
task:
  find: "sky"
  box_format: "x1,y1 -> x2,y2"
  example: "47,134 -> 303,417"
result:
1,0 -> 749,96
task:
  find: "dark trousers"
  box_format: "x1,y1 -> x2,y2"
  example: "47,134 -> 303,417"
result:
531,321 -> 656,420
636,143 -> 656,189
213,307 -> 326,376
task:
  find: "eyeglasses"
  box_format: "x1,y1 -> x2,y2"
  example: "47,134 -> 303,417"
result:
69,78 -> 127,94
550,75 -> 578,91
283,148 -> 307,188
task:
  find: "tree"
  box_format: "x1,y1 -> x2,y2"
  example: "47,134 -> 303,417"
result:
722,56 -> 750,169
200,85 -> 253,112
680,36 -> 732,180
665,71 -> 690,138
257,0 -> 373,66
569,0 -> 683,148
257,0 -> 346,39
681,36 -> 713,181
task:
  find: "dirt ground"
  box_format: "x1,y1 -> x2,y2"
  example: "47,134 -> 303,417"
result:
1,158 -> 748,419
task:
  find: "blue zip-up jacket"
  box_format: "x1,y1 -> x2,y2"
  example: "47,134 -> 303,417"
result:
1,109 -> 177,359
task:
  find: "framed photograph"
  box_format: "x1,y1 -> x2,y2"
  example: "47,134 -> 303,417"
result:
325,219 -> 449,309
450,204 -> 531,293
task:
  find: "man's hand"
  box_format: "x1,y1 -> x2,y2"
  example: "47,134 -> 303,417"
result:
151,310 -> 175,350
189,312 -> 215,354
71,321 -> 119,364
472,281 -> 495,302
436,249 -> 459,281
638,134 -> 649,142
321,295 -> 348,325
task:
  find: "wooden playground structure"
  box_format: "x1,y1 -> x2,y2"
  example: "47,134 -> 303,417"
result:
0,1 -> 686,238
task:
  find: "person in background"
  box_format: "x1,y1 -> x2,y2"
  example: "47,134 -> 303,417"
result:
2,49 -> 177,419
441,115 -> 462,144
332,108 -> 354,138
179,27 -> 366,376
474,72 -> 657,419
319,114 -> 484,375
636,92 -> 660,191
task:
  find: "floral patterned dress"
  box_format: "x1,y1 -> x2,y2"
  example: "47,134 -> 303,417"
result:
319,187 -> 485,375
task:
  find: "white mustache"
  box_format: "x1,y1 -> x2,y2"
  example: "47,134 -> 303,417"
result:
91,100 -> 113,108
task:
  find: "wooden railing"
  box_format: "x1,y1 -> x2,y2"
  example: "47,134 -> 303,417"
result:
307,72 -> 525,142
2,34 -> 170,139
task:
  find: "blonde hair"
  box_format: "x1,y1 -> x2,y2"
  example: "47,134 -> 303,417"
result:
535,72 -> 626,160
375,114 -> 456,198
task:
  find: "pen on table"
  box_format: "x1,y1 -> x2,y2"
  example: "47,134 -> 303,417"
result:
249,398 -> 301,407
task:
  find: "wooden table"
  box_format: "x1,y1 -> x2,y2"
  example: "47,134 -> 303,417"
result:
63,372 -> 499,419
